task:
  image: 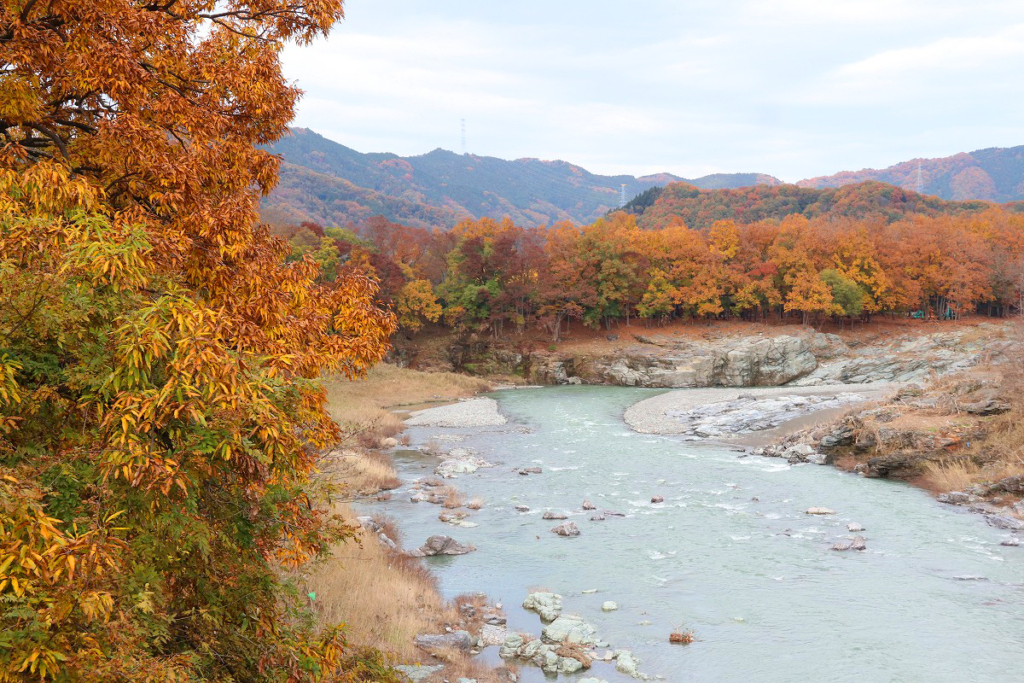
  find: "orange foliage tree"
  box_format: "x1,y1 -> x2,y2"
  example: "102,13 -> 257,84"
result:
1,1 -> 396,681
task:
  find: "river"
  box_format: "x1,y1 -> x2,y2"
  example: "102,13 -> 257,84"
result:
360,386 -> 1024,683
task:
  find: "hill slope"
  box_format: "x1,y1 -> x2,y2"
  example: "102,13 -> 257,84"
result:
261,128 -> 781,228
797,146 -> 1024,202
630,180 -> 1003,232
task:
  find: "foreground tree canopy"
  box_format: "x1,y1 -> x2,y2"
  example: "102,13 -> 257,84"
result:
280,207 -> 1024,341
1,1 -> 396,681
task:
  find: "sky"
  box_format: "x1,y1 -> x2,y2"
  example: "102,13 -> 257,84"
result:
282,0 -> 1024,182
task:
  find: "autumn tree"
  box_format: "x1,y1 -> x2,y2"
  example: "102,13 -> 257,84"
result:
1,2 -> 397,682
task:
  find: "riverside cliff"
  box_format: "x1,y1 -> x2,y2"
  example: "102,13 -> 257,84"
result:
394,320 -> 1013,390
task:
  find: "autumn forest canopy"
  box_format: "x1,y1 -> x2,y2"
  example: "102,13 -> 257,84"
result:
281,198 -> 1024,342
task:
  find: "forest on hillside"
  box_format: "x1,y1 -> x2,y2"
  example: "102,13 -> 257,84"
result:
623,180 -> 1013,232
278,205 -> 1024,342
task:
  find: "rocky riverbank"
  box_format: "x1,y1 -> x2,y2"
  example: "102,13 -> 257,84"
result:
396,321 -> 1015,390
750,328 -> 1024,538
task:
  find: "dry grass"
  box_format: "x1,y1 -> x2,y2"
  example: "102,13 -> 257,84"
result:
305,504 -> 458,662
919,338 -> 1024,493
440,486 -> 465,509
922,459 -> 983,493
325,363 -> 491,447
328,450 -> 401,495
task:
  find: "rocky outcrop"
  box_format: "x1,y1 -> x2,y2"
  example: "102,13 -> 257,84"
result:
533,334 -> 818,388
792,324 -> 1014,386
414,631 -> 472,651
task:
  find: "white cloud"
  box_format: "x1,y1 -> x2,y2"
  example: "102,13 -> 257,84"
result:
282,0 -> 1024,181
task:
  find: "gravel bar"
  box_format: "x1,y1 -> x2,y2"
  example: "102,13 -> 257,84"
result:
405,397 -> 508,428
624,383 -> 893,435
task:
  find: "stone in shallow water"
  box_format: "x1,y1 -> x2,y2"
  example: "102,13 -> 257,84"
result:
806,507 -> 836,515
408,535 -> 475,557
522,592 -> 562,622
551,521 -> 581,537
615,650 -> 642,678
394,664 -> 444,682
542,510 -> 568,520
542,615 -> 598,645
601,601 -> 619,612
847,522 -> 865,532
414,630 -> 472,651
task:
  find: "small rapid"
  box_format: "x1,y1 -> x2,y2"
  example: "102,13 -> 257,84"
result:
360,386 -> 1024,683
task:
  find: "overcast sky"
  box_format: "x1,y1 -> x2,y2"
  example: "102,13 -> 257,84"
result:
282,0 -> 1024,182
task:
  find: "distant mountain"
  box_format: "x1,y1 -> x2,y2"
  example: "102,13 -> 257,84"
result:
261,128 -> 782,229
797,146 -> 1024,202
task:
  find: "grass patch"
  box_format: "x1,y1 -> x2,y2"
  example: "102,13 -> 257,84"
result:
327,450 -> 401,495
305,505 -> 458,662
922,459 -> 982,493
440,486 -> 465,509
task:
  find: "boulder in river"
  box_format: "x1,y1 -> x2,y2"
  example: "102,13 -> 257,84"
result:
542,510 -> 568,520
582,500 -> 597,510
551,522 -> 581,537
847,522 -> 865,532
542,615 -> 598,645
589,513 -> 606,521
601,601 -> 618,612
514,504 -> 530,512
806,507 -> 836,515
522,592 -> 563,622
409,535 -> 476,557
651,495 -> 664,503
614,650 -> 642,678
832,536 -> 866,551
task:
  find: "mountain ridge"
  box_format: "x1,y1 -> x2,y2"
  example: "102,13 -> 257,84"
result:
261,128 -> 782,228
260,129 -> 1024,230
797,146 -> 1024,202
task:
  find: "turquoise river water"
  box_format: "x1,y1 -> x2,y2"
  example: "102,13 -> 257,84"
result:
358,386 -> 1024,683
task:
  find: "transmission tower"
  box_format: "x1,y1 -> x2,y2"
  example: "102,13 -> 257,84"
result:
620,184 -> 627,207
461,118 -> 467,155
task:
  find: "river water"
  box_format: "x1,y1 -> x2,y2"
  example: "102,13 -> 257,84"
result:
361,386 -> 1024,683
